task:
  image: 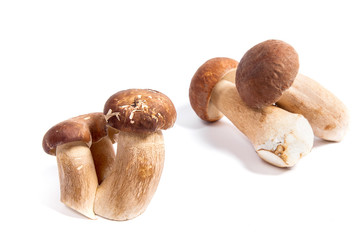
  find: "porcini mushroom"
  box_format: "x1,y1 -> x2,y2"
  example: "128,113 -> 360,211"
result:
189,57 -> 314,167
42,112 -> 114,219
236,39 -> 349,141
94,89 -> 176,220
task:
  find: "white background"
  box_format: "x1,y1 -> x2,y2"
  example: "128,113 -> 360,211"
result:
1,0 -> 359,239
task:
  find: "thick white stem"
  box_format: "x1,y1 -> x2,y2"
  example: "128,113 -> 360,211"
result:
94,131 -> 165,220
211,80 -> 314,167
56,141 -> 98,219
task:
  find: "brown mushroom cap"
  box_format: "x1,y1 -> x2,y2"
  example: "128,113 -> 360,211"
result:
236,39 -> 299,109
42,112 -> 108,155
189,57 -> 239,122
104,89 -> 177,133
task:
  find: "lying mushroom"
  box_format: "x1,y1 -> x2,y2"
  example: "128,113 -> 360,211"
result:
94,89 -> 177,220
236,39 -> 349,141
42,112 -> 114,219
189,58 -> 314,167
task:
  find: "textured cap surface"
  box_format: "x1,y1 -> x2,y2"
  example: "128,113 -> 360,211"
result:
42,112 -> 108,155
236,39 -> 299,108
104,89 -> 176,133
189,57 -> 238,122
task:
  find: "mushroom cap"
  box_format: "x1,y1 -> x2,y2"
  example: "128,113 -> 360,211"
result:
104,89 -> 176,133
42,112 -> 108,155
189,57 -> 239,122
236,39 -> 299,108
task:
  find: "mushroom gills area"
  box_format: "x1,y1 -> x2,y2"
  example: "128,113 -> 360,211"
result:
94,130 -> 165,220
56,141 -> 98,219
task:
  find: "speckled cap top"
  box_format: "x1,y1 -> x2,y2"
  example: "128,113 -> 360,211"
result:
104,89 -> 177,133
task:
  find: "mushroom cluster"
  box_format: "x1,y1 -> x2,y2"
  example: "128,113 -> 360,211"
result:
42,39 -> 349,220
42,89 -> 176,220
189,39 -> 349,167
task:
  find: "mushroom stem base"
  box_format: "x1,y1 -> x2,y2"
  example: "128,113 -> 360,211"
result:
56,141 -> 98,219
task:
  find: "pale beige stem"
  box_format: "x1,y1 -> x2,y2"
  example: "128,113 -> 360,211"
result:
221,68 -> 237,83
277,73 -> 349,142
94,131 -> 165,220
56,141 -> 98,219
211,80 -> 314,167
90,136 -> 115,184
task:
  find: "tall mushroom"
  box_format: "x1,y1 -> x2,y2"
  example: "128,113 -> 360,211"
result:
42,112 -> 115,219
94,89 -> 177,220
189,58 -> 314,167
236,39 -> 349,141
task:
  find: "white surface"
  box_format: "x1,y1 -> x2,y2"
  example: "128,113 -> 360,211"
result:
1,0 -> 359,239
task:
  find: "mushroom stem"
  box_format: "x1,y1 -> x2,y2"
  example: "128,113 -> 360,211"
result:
94,131 -> 165,220
90,136 -> 115,184
276,73 -> 349,142
211,80 -> 314,167
56,141 -> 98,219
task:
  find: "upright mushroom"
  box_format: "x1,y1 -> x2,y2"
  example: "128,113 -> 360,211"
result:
189,58 -> 314,167
42,112 -> 115,219
236,39 -> 349,141
94,89 -> 177,220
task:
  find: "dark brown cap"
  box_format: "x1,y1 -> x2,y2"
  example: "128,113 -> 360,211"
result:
42,112 -> 108,155
104,89 -> 176,133
236,39 -> 299,108
189,57 -> 238,122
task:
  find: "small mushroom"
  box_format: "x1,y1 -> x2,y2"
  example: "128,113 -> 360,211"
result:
94,89 -> 176,220
189,58 -> 314,167
236,39 -> 349,141
42,112 -> 115,219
